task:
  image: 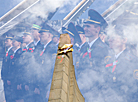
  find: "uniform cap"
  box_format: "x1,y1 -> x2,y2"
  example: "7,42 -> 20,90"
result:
39,24 -> 60,37
76,25 -> 85,34
5,36 -> 13,40
5,32 -> 14,40
84,9 -> 108,29
31,24 -> 41,30
23,31 -> 31,35
63,22 -> 81,44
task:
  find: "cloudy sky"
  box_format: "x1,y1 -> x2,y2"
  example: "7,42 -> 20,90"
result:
0,0 -> 118,19
0,0 -> 23,17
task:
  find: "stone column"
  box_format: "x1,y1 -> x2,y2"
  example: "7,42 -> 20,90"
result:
48,34 -> 85,102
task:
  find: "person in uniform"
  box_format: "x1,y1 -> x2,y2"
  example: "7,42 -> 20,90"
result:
62,22 -> 82,54
76,25 -> 86,52
76,9 -> 110,102
21,30 -> 36,101
8,36 -> 23,102
22,31 -> 35,53
78,9 -> 109,69
1,35 -> 14,102
102,24 -> 138,102
33,24 -> 57,102
31,24 -> 42,51
62,22 -> 82,78
62,22 -> 81,46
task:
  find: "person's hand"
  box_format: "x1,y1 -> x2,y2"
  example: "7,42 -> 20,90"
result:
7,80 -> 11,85
25,85 -> 29,91
34,88 -> 40,94
17,84 -> 22,90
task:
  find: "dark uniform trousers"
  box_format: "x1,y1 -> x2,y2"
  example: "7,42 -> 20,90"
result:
32,41 -> 57,102
18,50 -> 39,102
5,48 -> 23,101
1,49 -> 14,102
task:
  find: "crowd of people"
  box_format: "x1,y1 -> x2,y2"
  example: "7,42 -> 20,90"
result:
1,24 -> 59,102
1,9 -> 138,102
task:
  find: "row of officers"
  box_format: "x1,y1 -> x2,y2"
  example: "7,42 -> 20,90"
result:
1,24 -> 60,102
1,9 -> 138,102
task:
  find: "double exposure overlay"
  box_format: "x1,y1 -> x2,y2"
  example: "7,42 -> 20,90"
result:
0,0 -> 138,102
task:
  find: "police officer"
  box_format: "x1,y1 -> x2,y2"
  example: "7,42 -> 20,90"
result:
76,9 -> 110,101
31,24 -> 42,51
9,36 -> 23,101
22,31 -> 35,53
62,22 -> 82,77
1,35 -> 14,102
62,22 -> 81,46
102,24 -> 138,102
34,24 -> 57,101
79,9 -> 109,69
75,25 -> 87,52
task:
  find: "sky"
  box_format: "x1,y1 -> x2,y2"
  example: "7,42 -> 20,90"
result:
1,0 -> 138,102
0,0 -> 24,17
52,0 -> 119,20
0,0 -> 118,19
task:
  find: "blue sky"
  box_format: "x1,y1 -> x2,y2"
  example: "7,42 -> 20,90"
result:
52,0 -> 119,20
0,0 -> 118,19
2,0 -> 138,102
0,0 -> 23,17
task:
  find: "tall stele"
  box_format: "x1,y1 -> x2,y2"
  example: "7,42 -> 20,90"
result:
48,33 -> 85,102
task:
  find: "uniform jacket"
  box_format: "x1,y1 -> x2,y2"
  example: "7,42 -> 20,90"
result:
78,38 -> 110,70
23,42 -> 35,53
1,48 -> 13,82
102,49 -> 138,102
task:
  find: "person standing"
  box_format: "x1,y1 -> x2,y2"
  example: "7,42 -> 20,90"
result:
103,24 -> 138,102
22,31 -> 34,53
31,24 -> 42,51
76,25 -> 86,52
79,9 -> 109,69
76,9 -> 110,102
34,24 -> 57,101
8,36 -> 23,102
1,35 -> 14,102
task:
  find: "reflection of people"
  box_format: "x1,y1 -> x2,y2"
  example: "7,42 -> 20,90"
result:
31,24 -> 42,50
9,36 -> 23,102
1,35 -> 14,102
79,9 -> 109,68
76,25 -> 86,52
62,22 -> 81,46
104,24 -> 138,102
62,22 -> 82,65
22,31 -> 34,52
39,25 -> 54,55
34,24 -> 57,101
